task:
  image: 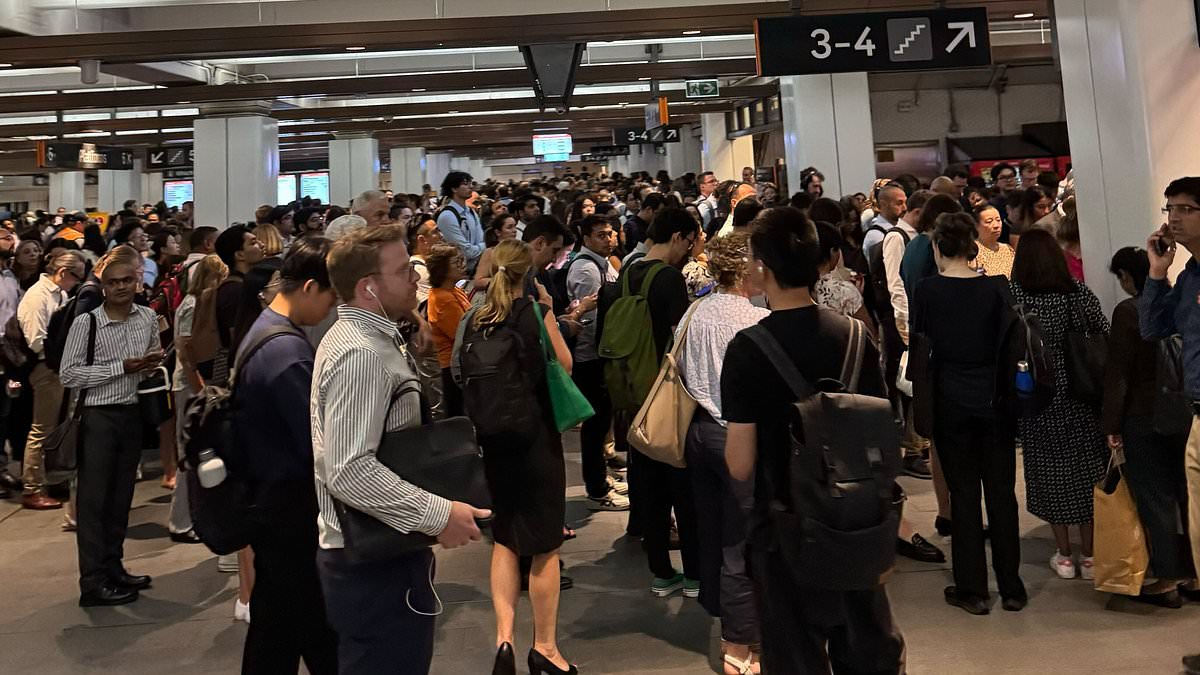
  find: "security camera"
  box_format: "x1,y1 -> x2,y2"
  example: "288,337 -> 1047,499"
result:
555,105 -> 567,114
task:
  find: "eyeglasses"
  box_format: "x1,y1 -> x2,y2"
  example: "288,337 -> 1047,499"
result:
1162,204 -> 1200,216
995,173 -> 1016,181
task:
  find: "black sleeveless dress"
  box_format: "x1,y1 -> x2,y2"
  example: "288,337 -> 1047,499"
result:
466,298 -> 566,555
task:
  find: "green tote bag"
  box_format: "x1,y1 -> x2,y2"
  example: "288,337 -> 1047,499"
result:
534,303 -> 594,432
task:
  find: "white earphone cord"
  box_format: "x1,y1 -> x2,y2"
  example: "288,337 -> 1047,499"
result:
405,555 -> 443,617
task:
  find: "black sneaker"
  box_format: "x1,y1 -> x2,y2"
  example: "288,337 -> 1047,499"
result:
902,454 -> 932,479
897,534 -> 946,563
935,516 -> 952,537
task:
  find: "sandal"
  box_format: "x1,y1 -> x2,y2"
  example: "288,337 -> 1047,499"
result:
563,526 -> 577,542
723,653 -> 757,675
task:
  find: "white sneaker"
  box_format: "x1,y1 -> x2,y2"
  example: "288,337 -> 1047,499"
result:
587,490 -> 630,511
1080,556 -> 1095,581
607,475 -> 629,496
217,553 -> 239,573
234,599 -> 250,624
1050,552 -> 1076,579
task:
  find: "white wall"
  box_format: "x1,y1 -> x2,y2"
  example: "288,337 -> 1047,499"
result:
870,83 -> 1066,144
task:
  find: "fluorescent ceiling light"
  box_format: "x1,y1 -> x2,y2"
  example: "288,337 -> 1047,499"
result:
0,66 -> 78,78
345,46 -> 366,51
682,30 -> 702,35
1014,12 -> 1035,19
212,45 -> 519,66
588,34 -> 753,48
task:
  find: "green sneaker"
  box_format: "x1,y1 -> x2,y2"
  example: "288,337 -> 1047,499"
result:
682,578 -> 700,598
651,573 -> 685,597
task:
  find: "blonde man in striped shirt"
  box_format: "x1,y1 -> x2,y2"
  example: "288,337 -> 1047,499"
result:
312,224 -> 490,675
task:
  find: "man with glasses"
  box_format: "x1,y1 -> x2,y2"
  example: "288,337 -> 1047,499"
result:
990,162 -> 1018,192
1141,178 -> 1200,675
696,171 -> 719,229
16,250 -> 85,510
60,251 -> 162,606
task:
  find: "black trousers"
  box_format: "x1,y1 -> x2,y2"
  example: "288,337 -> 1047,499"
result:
628,448 -> 699,580
317,548 -> 437,675
685,410 -> 758,644
1122,415 -> 1194,581
439,367 -> 463,419
242,517 -> 338,675
76,405 -> 142,593
750,549 -> 906,675
933,400 -> 1023,599
572,359 -> 612,499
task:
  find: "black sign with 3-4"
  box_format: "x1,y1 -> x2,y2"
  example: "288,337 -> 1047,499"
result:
617,125 -> 681,145
754,7 -> 991,76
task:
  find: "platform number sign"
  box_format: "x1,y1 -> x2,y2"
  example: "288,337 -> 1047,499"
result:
754,7 -> 991,76
617,125 -> 680,145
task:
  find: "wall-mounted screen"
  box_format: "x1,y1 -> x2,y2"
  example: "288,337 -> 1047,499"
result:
277,174 -> 297,204
300,172 -> 330,203
163,180 -> 193,210
532,133 -> 572,156
542,153 -> 570,162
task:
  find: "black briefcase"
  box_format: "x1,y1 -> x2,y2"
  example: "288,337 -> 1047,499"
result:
334,387 -> 492,563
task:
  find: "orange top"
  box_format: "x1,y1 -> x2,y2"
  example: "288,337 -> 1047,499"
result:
55,227 -> 83,242
427,286 -> 471,368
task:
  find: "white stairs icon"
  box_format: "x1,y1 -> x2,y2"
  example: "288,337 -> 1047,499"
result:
893,24 -> 927,55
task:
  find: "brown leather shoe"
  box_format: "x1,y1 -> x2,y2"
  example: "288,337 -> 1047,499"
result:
22,492 -> 62,510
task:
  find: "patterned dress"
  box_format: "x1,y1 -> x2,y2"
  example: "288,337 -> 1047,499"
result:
1009,280 -> 1110,524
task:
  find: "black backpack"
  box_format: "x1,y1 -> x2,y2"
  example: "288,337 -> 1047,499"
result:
453,304 -> 541,443
1004,302 -> 1056,418
743,317 -> 901,591
867,227 -> 909,323
181,324 -> 305,555
546,253 -> 611,318
44,279 -> 101,373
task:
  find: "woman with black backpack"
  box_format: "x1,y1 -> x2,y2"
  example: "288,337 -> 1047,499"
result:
457,239 -> 578,675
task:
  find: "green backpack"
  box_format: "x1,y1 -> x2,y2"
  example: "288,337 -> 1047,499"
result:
599,261 -> 669,412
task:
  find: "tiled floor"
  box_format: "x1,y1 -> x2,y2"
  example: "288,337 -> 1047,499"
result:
0,434 -> 1195,674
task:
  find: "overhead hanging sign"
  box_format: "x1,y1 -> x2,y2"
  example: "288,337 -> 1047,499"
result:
685,79 -> 720,99
36,142 -> 135,170
754,7 -> 991,76
616,125 -> 681,145
145,145 -> 194,169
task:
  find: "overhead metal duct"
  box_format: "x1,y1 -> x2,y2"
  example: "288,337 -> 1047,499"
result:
519,43 -> 584,114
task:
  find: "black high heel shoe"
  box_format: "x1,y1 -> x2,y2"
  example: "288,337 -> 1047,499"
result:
528,648 -> 578,675
492,642 -> 515,675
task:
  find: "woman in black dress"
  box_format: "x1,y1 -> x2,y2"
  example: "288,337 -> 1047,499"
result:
461,239 -> 576,675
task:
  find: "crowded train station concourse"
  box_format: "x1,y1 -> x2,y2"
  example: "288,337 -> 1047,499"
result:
0,0 -> 1197,673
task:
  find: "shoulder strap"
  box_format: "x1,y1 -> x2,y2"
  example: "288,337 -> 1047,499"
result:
450,305 -> 479,386
637,261 -> 669,298
229,324 -> 304,389
886,226 -> 911,245
72,311 -> 98,415
666,294 -> 705,357
744,324 -> 813,401
839,317 -> 866,392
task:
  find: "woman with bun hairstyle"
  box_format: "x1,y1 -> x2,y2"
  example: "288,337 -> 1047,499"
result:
911,212 -> 1026,615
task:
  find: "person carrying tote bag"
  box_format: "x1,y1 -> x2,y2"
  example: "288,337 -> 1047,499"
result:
628,297 -> 703,468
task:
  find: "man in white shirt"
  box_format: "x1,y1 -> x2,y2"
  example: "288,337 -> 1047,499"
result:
566,215 -> 627,512
863,184 -> 907,258
695,172 -> 718,229
17,250 -> 85,509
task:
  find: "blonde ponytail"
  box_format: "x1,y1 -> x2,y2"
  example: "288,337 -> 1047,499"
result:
474,239 -> 534,328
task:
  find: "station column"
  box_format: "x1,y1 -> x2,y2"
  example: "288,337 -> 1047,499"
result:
194,114 -> 279,228
1055,0 -> 1200,310
48,172 -> 86,212
97,163 -> 140,213
329,134 -> 380,206
778,72 -> 875,199
389,147 -> 425,195
425,152 -> 452,187
700,113 -> 753,182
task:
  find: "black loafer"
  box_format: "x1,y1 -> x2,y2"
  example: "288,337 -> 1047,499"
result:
112,572 -> 152,590
934,516 -> 952,537
897,534 -> 946,563
1001,594 -> 1028,612
169,529 -> 202,544
0,471 -> 21,491
902,454 -> 932,479
1132,589 -> 1184,609
944,586 -> 990,615
80,584 -> 138,607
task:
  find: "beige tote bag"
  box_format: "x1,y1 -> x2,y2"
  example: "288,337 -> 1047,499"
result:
627,300 -> 702,467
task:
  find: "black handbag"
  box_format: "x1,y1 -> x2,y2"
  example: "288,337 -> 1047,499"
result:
333,381 -> 492,563
44,312 -> 96,473
906,332 -> 935,438
1064,301 -> 1107,406
138,365 -> 173,427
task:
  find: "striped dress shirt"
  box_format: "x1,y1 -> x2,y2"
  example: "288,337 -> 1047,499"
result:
59,305 -> 161,406
311,305 -> 451,550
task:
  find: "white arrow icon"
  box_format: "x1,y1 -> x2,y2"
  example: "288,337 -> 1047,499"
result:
150,151 -> 164,164
946,21 -> 977,52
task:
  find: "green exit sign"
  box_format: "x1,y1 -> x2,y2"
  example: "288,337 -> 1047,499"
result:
685,79 -> 720,98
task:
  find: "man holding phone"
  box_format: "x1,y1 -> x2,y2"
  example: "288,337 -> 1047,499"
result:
60,252 -> 164,606
1141,177 -> 1200,675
